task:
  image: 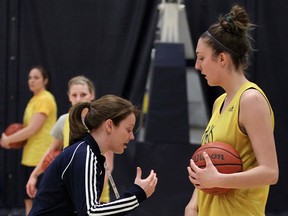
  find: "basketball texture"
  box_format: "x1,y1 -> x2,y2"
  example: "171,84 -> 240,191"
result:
192,141 -> 243,195
42,150 -> 61,172
4,123 -> 26,149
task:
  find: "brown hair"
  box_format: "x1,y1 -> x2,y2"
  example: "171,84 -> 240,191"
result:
69,94 -> 141,144
30,65 -> 51,89
67,75 -> 96,96
31,65 -> 49,80
201,4 -> 255,70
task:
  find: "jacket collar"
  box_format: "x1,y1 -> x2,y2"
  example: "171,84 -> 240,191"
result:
82,133 -> 102,156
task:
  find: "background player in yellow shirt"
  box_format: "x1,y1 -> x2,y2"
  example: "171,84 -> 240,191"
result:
1,66 -> 57,215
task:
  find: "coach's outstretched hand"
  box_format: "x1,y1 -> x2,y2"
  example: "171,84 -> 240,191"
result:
134,167 -> 158,198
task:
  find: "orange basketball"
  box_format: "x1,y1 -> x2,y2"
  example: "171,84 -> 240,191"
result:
4,123 -> 26,149
42,150 -> 61,172
191,141 -> 243,195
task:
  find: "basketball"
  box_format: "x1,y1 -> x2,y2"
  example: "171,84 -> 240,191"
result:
4,123 -> 26,149
191,141 -> 243,195
42,150 -> 61,172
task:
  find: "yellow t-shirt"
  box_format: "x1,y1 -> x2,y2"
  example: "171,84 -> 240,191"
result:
198,82 -> 274,216
22,90 -> 57,166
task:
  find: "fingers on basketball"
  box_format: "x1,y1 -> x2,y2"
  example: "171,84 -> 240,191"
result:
4,123 -> 26,149
191,141 -> 243,195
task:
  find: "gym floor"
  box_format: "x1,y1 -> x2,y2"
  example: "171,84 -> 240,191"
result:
1,208 -> 288,215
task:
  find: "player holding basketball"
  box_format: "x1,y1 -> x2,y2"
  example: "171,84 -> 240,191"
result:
185,4 -> 278,216
28,95 -> 158,215
0,66 -> 57,216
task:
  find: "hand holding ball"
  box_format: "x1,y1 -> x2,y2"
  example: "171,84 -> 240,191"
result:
3,123 -> 26,149
191,142 -> 243,195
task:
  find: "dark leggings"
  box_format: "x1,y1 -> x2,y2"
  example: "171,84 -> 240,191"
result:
22,165 -> 42,199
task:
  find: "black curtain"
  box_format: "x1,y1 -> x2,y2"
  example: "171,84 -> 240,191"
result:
17,0 -> 160,115
0,0 -> 160,209
251,1 -> 288,213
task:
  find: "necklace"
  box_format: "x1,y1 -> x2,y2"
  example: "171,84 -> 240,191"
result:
104,162 -> 120,199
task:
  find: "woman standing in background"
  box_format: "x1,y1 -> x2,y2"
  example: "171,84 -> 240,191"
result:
1,66 -> 57,215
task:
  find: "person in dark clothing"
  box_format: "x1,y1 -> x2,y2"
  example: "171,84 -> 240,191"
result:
29,94 -> 158,216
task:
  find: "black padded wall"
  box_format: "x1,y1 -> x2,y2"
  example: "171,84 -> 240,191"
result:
145,43 -> 190,144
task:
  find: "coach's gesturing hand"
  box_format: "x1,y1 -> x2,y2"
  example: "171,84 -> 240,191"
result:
134,167 -> 158,198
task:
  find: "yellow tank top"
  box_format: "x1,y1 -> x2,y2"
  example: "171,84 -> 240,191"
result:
63,114 -> 70,148
198,82 -> 274,216
100,182 -> 110,203
63,114 -> 110,202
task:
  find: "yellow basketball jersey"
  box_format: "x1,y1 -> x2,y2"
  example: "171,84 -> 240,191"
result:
64,114 -> 110,203
63,114 -> 70,148
198,82 -> 274,216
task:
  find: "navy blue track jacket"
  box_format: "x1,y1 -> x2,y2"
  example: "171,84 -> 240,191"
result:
28,133 -> 147,216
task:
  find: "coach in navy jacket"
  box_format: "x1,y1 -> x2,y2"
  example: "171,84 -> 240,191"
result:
28,95 -> 158,216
